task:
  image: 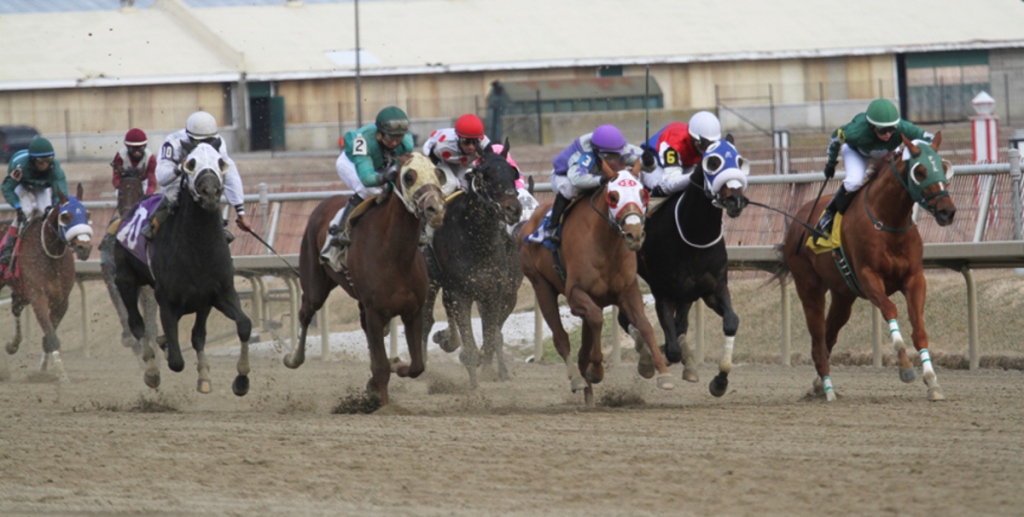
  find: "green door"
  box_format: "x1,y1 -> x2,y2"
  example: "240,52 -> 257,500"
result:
270,96 -> 286,151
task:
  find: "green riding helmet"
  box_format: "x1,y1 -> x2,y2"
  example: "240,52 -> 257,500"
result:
865,98 -> 900,127
28,137 -> 55,157
375,106 -> 409,136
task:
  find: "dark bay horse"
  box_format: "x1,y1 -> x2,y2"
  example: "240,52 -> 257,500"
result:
285,152 -> 446,407
520,160 -> 672,407
1,185 -> 93,382
618,138 -> 749,397
778,134 -> 956,401
422,144 -> 523,386
100,170 -> 157,360
114,143 -> 252,395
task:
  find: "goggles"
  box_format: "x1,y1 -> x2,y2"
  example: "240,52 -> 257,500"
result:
874,125 -> 897,136
380,132 -> 405,145
595,151 -> 623,162
32,155 -> 54,166
378,118 -> 409,136
458,137 -> 481,147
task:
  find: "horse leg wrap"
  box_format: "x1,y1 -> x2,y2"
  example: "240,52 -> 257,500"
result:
919,349 -> 944,401
823,376 -> 835,402
718,336 -> 735,375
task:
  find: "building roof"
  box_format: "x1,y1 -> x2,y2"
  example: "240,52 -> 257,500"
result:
4,0 -> 1024,90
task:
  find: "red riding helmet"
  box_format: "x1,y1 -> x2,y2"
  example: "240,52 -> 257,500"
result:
125,128 -> 148,147
455,114 -> 485,139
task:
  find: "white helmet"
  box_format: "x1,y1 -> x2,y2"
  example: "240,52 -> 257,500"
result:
186,111 -> 218,141
688,111 -> 722,142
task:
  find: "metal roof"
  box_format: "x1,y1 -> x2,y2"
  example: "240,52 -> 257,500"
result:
3,0 -> 1024,89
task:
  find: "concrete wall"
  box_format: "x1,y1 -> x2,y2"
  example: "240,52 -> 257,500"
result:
42,127 -> 239,162
988,48 -> 1024,124
282,117 -> 454,152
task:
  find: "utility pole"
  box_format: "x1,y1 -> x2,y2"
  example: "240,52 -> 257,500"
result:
355,0 -> 363,127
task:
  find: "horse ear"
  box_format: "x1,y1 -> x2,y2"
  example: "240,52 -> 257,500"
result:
600,157 -> 616,178
76,183 -> 84,200
631,158 -> 641,177
902,134 -> 921,157
501,138 -> 510,158
527,175 -> 535,195
932,131 -> 943,151
56,188 -> 69,205
725,133 -> 734,144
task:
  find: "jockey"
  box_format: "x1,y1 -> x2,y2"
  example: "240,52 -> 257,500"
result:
817,98 -> 934,237
476,143 -> 540,223
422,113 -> 491,195
111,128 -> 157,196
1,138 -> 69,265
141,111 -> 250,241
322,106 -> 415,258
642,111 -> 721,197
543,124 -> 654,245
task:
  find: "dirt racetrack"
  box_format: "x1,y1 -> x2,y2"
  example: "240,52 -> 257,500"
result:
1,350 -> 1023,516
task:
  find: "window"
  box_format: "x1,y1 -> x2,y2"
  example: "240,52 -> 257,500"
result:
597,65 -> 623,77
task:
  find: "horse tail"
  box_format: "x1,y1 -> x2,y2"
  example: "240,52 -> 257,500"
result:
767,243 -> 791,286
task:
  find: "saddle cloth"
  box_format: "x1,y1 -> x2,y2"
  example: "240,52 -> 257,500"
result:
806,213 -> 844,255
115,195 -> 163,267
0,234 -> 23,283
321,195 -> 383,273
523,208 -> 558,251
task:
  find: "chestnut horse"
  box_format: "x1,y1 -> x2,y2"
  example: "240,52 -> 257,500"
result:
285,152 -> 446,407
778,134 -> 956,401
100,171 -> 157,360
520,160 -> 672,407
1,185 -> 93,382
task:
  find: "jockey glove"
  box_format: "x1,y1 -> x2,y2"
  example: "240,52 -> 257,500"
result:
641,147 -> 656,168
824,163 -> 836,179
16,208 -> 26,225
379,166 -> 399,185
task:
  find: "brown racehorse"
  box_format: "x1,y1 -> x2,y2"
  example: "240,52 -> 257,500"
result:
1,185 -> 93,382
779,133 -> 956,402
285,152 -> 446,407
100,172 -> 158,359
520,160 -> 673,407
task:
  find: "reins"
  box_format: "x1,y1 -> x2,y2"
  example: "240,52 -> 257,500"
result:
588,185 -> 632,241
40,207 -> 68,259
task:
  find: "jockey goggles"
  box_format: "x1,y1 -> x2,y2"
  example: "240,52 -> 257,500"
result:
873,125 -> 898,136
378,118 -> 409,136
32,155 -> 54,166
458,137 -> 481,148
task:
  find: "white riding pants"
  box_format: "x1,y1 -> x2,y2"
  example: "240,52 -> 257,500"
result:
12,185 -> 52,228
336,153 -> 384,200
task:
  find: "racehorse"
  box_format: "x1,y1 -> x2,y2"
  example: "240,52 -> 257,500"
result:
422,143 -> 523,386
618,138 -> 750,397
777,133 -> 956,401
114,142 -> 252,396
520,160 -> 673,407
99,169 -> 157,360
1,185 -> 93,382
285,152 -> 447,407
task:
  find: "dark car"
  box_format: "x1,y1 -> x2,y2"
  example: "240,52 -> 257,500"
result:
1,125 -> 42,163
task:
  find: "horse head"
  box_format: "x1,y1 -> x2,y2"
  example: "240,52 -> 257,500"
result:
396,152 -> 446,228
116,173 -> 145,217
468,141 -> 523,225
180,142 -> 227,213
601,159 -> 648,251
897,132 -> 956,226
56,184 -> 94,261
700,138 -> 749,218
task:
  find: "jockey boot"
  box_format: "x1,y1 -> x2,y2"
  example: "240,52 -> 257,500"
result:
328,194 -> 363,248
140,197 -> 173,240
544,193 -> 571,244
816,185 -> 855,237
0,231 -> 16,267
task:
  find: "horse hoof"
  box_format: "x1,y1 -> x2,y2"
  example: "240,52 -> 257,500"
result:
232,375 -> 250,397
709,373 -> 729,398
144,371 -> 160,389
825,389 -> 836,402
927,387 -> 946,402
664,344 -> 683,365
899,367 -> 917,383
283,354 -> 303,369
656,373 -> 675,391
584,366 -> 604,385
5,343 -> 17,355
584,390 -> 595,408
682,368 -> 699,383
197,379 -> 212,394
636,346 -> 655,379
570,376 -> 588,393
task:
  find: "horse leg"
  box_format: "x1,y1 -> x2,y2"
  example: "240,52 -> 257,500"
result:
619,283 -> 673,391
285,268 -> 333,369
631,296 -> 674,380
396,304 -> 425,380
567,286 -> 605,400
363,310 -> 391,406
141,287 -> 160,364
5,295 -> 25,355
479,301 -> 510,382
449,294 -> 480,387
674,301 -> 698,383
903,273 -> 944,401
101,255 -> 138,354
45,292 -> 71,384
793,276 -> 832,400
191,306 -> 213,394
702,282 -> 739,398
212,294 -> 253,397
25,294 -> 67,383
578,324 -> 597,408
120,278 -> 160,387
860,273 -> 916,384
158,302 -> 185,374
532,278 -> 584,392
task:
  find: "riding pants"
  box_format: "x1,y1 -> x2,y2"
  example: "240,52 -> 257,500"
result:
840,144 -> 891,193
11,185 -> 52,228
336,153 -> 385,200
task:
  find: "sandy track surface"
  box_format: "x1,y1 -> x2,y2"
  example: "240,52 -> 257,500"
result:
1,350 -> 1022,517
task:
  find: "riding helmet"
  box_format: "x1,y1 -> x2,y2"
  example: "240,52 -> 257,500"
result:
688,111 -> 722,142
866,99 -> 900,127
186,111 -> 219,141
375,106 -> 409,136
125,128 -> 148,147
455,114 -> 485,139
591,125 -> 627,154
28,137 -> 55,157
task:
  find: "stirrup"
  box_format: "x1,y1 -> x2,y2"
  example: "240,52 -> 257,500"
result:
140,223 -> 156,241
223,229 -> 235,244
543,227 -> 560,244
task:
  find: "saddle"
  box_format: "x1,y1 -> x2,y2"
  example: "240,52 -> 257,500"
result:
804,213 -> 865,298
323,194 -> 389,274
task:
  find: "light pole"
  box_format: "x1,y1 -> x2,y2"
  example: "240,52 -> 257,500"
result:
355,0 -> 363,127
